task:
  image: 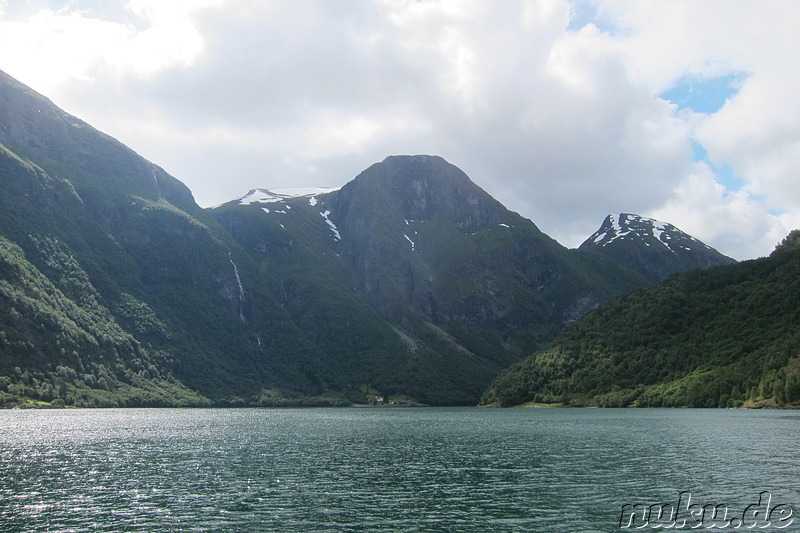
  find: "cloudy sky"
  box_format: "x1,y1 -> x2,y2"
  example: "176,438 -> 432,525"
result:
1,0 -> 798,260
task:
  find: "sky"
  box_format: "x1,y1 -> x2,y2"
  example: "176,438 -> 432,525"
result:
0,0 -> 798,260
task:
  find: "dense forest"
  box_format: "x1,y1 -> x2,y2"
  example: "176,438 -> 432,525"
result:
0,233 -> 211,407
481,231 -> 800,408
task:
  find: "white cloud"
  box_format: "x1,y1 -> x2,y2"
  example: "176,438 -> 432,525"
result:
0,10 -> 128,91
0,0 -> 220,92
649,163 -> 790,260
0,0 -> 798,259
696,78 -> 800,213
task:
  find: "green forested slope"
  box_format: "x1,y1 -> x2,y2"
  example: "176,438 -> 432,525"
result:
481,232 -> 800,408
0,234 -> 209,406
0,140 -> 319,407
0,72 -> 328,407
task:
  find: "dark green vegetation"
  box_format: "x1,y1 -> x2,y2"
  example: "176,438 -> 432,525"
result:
0,71 -> 329,407
0,69 -> 745,407
481,231 -> 800,408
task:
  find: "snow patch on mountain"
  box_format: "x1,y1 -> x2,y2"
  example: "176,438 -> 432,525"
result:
601,214 -> 635,246
320,210 -> 341,241
238,186 -> 341,206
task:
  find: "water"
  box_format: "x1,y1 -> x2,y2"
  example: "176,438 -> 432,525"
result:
228,253 -> 245,323
1,408 -> 798,532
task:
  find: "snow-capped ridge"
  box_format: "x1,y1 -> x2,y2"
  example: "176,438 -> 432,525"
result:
237,186 -> 342,206
579,212 -> 735,283
588,213 -> 710,254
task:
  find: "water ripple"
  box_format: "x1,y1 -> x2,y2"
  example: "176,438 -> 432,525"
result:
1,408 -> 798,532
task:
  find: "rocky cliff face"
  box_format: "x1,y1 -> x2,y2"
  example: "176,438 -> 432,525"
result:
328,155 -> 514,320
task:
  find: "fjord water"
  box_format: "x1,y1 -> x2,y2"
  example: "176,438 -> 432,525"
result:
1,408 -> 798,532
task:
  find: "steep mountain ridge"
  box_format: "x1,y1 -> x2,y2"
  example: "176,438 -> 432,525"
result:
0,70 -> 322,407
328,155 -> 551,322
0,71 -> 196,215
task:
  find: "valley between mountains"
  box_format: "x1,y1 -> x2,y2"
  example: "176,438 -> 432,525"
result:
1,69 -> 796,409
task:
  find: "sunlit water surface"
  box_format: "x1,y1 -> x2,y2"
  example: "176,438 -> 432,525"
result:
1,408 -> 798,532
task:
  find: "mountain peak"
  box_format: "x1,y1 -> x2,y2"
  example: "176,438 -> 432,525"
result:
382,154 -> 445,164
586,213 -> 707,254
580,213 -> 735,282
339,154 -> 510,233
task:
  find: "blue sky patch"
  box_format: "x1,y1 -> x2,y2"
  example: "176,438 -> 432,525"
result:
567,0 -> 618,34
661,73 -> 747,114
692,141 -> 744,191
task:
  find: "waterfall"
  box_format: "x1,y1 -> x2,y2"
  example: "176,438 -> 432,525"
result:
229,253 -> 245,322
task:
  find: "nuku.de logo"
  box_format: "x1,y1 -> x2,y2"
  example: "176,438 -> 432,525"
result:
619,491 -> 794,530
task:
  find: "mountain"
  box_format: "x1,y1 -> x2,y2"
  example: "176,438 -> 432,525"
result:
579,213 -> 735,283
0,70 -> 320,407
210,154 -> 656,404
480,232 -> 800,408
0,69 -> 740,407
